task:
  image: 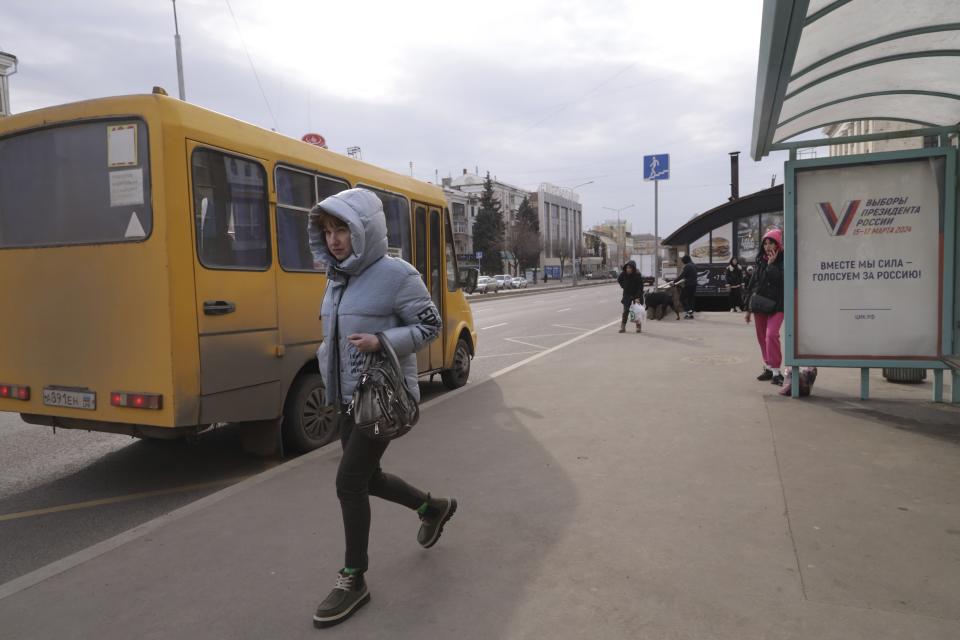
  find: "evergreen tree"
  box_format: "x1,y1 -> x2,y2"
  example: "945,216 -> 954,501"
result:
511,196 -> 542,273
472,172 -> 505,274
515,196 -> 539,233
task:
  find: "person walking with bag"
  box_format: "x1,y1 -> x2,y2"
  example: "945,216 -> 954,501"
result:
725,257 -> 745,312
744,228 -> 785,385
617,260 -> 644,333
308,188 -> 457,628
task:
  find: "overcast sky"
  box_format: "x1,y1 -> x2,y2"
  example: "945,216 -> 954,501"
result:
2,0 -> 789,236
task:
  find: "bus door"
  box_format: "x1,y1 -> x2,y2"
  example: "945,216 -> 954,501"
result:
188,143 -> 280,422
414,204 -> 445,371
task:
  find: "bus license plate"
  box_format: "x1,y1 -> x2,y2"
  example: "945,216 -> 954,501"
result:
43,388 -> 96,410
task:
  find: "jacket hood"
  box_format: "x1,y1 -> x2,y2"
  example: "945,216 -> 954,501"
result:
308,188 -> 389,277
622,260 -> 637,271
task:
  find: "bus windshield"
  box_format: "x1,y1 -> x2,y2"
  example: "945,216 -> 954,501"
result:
0,119 -> 152,249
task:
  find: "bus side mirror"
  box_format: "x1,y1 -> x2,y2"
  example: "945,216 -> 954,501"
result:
459,267 -> 478,294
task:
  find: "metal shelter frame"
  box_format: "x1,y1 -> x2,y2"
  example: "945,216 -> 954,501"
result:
750,0 -> 960,402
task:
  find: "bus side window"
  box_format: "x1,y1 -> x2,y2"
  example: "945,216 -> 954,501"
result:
275,167 -> 349,272
360,186 -> 411,263
191,148 -> 270,270
444,209 -> 459,291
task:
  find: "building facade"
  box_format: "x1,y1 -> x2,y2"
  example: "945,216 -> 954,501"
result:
823,120 -> 943,156
442,169 -> 530,267
529,184 -> 583,279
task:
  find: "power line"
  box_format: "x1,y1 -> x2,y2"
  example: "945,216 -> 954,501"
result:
223,0 -> 278,131
519,61 -> 637,133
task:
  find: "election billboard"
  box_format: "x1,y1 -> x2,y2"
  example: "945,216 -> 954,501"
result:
794,156 -> 945,359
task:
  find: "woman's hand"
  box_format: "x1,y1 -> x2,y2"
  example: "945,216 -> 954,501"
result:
347,333 -> 381,353
744,311 -> 752,324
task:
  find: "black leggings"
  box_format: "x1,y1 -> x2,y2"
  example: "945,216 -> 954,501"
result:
336,414 -> 428,571
728,286 -> 743,310
681,285 -> 697,313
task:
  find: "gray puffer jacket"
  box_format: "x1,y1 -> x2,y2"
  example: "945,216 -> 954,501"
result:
309,188 -> 441,405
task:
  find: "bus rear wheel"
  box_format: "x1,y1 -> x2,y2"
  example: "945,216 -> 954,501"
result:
441,338 -> 471,390
282,373 -> 339,453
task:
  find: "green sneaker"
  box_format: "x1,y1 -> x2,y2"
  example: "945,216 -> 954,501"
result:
417,497 -> 458,549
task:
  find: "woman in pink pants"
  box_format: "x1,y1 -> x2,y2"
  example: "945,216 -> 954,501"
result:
744,228 -> 785,386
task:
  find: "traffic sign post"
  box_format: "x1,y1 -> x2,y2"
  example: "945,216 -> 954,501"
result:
644,154 -> 670,285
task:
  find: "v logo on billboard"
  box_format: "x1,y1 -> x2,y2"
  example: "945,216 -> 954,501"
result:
816,200 -> 861,236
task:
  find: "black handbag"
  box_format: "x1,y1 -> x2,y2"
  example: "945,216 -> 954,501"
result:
749,293 -> 777,314
349,332 -> 419,441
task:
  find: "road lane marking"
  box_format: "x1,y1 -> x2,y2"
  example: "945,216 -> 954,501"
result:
481,322 -> 508,330
0,476 -> 251,523
555,307 -> 572,312
504,337 -> 547,350
473,351 -> 540,359
553,324 -> 590,331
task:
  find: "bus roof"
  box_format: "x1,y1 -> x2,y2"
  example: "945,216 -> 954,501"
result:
0,92 -> 446,204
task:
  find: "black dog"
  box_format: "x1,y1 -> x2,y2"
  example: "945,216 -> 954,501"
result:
644,285 -> 682,320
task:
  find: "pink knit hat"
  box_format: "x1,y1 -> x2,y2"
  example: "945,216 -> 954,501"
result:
762,228 -> 783,249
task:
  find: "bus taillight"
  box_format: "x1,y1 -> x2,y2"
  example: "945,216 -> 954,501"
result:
110,391 -> 162,410
0,383 -> 30,400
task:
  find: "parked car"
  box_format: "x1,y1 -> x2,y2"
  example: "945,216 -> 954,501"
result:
494,274 -> 513,290
511,276 -> 528,289
475,276 -> 498,294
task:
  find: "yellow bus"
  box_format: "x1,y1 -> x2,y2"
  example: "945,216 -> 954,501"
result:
0,90 -> 478,453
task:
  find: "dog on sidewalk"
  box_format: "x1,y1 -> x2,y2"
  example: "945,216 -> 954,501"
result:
644,284 -> 682,321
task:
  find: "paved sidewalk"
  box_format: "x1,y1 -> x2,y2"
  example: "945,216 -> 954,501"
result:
0,313 -> 958,639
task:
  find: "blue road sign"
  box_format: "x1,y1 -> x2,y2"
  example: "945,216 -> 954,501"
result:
643,154 -> 670,181
475,251 -> 483,259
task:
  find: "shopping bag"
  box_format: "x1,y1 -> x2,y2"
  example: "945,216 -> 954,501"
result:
629,302 -> 645,324
779,367 -> 818,397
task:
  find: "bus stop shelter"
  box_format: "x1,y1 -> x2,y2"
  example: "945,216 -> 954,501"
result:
750,0 -> 960,401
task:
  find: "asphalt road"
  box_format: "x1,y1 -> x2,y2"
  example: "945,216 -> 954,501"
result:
0,282 -> 619,585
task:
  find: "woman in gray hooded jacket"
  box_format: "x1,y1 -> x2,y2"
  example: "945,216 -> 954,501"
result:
307,188 -> 457,628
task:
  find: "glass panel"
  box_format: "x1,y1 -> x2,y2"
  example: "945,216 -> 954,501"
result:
191,149 -> 270,270
363,186 -> 411,262
276,168 -> 315,208
0,120 -> 152,248
689,232 -> 711,264
712,223 -> 732,263
445,210 -> 459,291
415,206 -> 427,286
279,170 -> 348,272
761,211 -> 784,237
430,209 -> 442,309
737,216 -> 760,262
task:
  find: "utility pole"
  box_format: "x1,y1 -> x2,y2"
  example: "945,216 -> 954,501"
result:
172,0 -> 186,100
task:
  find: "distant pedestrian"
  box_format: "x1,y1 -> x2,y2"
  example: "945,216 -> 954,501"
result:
308,188 -> 456,628
725,257 -> 745,312
617,260 -> 644,333
676,255 -> 698,319
744,228 -> 785,386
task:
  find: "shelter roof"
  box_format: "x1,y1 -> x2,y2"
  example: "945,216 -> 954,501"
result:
662,185 -> 783,246
751,0 -> 960,159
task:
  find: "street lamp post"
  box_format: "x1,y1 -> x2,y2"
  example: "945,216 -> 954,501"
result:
172,0 -> 186,100
602,204 -> 634,267
566,181 -> 593,285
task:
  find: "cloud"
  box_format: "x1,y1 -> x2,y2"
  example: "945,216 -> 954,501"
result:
2,0 -> 788,237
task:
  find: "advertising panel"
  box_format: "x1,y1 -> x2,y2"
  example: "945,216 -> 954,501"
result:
711,223 -> 732,263
737,216 -> 760,262
689,232 -> 711,264
795,157 -> 943,358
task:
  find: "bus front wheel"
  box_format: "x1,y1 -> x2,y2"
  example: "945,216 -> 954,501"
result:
282,373 -> 339,452
441,338 -> 471,390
